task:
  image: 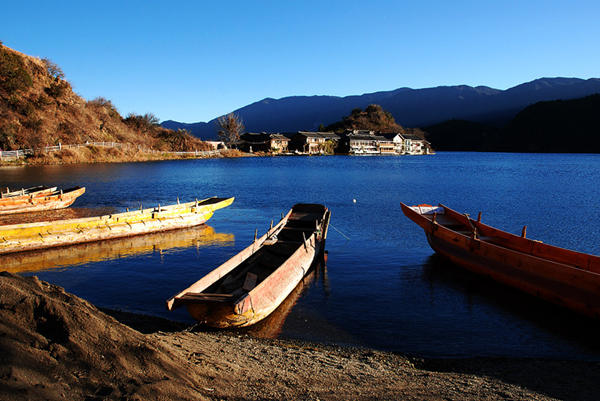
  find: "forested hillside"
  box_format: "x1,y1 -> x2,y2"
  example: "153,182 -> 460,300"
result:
424,95 -> 600,152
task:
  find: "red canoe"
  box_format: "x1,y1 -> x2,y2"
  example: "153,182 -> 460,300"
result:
401,203 -> 600,319
0,186 -> 85,215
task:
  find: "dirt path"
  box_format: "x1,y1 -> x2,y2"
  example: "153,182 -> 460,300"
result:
1,272 -> 599,400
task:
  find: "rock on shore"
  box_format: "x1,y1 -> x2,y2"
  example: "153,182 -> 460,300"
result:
1,272 -> 599,400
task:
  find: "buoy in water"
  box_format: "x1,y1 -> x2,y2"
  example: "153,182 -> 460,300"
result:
352,199 -> 357,203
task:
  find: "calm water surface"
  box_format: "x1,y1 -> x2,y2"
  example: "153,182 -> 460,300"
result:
3,152 -> 600,359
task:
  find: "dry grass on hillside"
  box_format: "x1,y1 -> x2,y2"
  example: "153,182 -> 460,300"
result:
21,146 -> 240,165
0,43 -> 209,155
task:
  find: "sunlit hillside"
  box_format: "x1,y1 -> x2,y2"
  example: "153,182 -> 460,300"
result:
0,43 -> 208,153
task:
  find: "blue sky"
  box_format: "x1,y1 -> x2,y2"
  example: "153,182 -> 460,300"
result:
2,1 -> 599,122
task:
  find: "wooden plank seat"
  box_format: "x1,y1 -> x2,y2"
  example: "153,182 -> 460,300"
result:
179,292 -> 235,302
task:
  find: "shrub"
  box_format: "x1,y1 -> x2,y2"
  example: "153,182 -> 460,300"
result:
23,115 -> 43,130
123,113 -> 160,133
7,95 -> 35,116
57,121 -> 76,137
87,97 -> 120,118
45,80 -> 70,98
0,47 -> 33,93
34,93 -> 53,108
0,122 -> 18,150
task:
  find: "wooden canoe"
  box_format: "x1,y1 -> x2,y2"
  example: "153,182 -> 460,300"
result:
0,186 -> 57,199
0,196 -> 233,255
167,203 -> 331,328
0,225 -> 234,274
0,186 -> 85,215
401,203 -> 600,318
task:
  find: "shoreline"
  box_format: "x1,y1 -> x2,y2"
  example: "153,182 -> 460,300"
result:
2,272 -> 599,400
0,148 -> 253,167
0,147 -> 439,167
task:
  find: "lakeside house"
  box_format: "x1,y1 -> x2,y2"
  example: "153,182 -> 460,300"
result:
377,135 -> 396,154
289,132 -> 340,154
239,133 -> 290,154
402,132 -> 432,155
379,133 -> 404,154
205,140 -> 226,150
338,130 -> 382,154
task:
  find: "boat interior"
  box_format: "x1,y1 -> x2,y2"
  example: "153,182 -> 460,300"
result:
0,185 -> 52,198
195,197 -> 232,207
184,204 -> 328,303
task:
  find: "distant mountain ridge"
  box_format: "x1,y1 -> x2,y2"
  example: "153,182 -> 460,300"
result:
162,77 -> 600,139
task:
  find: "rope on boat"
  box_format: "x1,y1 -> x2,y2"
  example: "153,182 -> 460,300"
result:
329,223 -> 350,240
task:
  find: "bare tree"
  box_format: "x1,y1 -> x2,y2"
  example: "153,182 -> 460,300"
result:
42,58 -> 65,80
217,113 -> 244,145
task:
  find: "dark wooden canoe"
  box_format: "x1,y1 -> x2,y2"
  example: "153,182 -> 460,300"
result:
0,186 -> 85,215
0,186 -> 57,199
167,203 -> 331,328
401,203 -> 600,318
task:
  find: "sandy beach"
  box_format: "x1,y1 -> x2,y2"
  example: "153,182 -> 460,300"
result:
1,272 -> 599,401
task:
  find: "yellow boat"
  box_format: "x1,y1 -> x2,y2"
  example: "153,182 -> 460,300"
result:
0,225 -> 234,274
0,196 -> 234,255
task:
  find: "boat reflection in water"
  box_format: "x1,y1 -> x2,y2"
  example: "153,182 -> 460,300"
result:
0,224 -> 234,274
243,258 -> 329,339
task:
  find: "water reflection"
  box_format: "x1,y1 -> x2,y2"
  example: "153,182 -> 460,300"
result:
421,253 -> 600,354
243,258 -> 328,339
0,224 -> 234,273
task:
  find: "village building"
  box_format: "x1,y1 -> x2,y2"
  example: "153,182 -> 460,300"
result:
402,133 -> 431,155
338,130 -> 386,155
204,140 -> 226,150
377,136 -> 396,154
269,134 -> 291,153
379,133 -> 404,154
289,132 -> 340,154
239,133 -> 290,154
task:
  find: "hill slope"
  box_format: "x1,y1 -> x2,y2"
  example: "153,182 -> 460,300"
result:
324,104 -> 403,132
424,95 -> 600,152
503,94 -> 600,152
0,44 -> 205,152
163,78 -> 600,139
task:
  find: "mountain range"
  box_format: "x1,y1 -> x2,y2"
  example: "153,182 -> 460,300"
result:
162,77 -> 600,139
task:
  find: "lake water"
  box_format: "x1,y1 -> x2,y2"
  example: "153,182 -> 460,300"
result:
3,152 -> 600,359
